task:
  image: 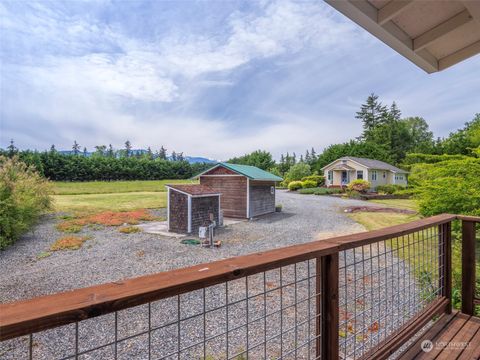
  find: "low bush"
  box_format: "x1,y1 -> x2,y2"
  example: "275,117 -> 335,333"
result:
347,179 -> 371,193
409,158 -> 480,216
56,221 -> 82,233
119,226 -> 142,234
301,175 -> 325,187
56,209 -> 155,232
50,235 -> 90,251
284,163 -> 311,183
376,184 -> 405,194
288,181 -> 303,191
299,187 -> 343,195
0,156 -> 52,250
301,180 -> 317,189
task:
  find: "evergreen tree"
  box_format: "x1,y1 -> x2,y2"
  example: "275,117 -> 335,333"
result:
50,144 -> 56,153
94,145 -> 106,156
7,139 -> 17,157
72,141 -> 81,155
171,151 -> 177,161
310,147 -> 316,159
83,147 -> 88,157
356,93 -> 388,139
159,146 -> 167,160
107,144 -> 114,157
147,147 -> 153,159
299,154 -> 304,163
177,152 -> 184,161
124,140 -> 132,157
305,149 -> 310,163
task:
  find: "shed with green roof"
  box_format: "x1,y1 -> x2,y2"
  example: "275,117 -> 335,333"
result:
195,163 -> 283,218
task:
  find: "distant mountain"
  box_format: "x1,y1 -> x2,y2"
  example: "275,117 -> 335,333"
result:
182,156 -> 216,164
57,150 -> 215,164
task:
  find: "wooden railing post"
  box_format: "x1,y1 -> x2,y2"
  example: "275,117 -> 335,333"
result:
462,220 -> 476,315
318,253 -> 339,360
439,222 -> 452,313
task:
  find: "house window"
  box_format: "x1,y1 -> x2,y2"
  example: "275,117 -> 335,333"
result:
383,172 -> 386,178
371,170 -> 377,181
341,160 -> 347,164
357,170 -> 363,180
328,170 -> 333,181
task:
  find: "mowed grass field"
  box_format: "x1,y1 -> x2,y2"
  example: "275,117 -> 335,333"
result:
347,199 -> 420,230
53,180 -> 197,213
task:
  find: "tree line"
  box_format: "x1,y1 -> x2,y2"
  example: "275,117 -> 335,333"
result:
0,141 -> 211,181
227,93 -> 479,178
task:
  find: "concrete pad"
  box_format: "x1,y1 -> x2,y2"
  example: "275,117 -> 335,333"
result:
137,221 -> 185,238
223,217 -> 246,226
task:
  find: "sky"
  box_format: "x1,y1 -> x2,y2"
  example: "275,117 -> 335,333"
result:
1,0 -> 479,160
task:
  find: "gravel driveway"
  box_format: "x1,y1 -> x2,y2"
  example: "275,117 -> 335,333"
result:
0,191 -> 372,304
2,192 -> 426,359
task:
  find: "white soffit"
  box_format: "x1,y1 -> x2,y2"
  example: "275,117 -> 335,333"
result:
325,0 -> 480,73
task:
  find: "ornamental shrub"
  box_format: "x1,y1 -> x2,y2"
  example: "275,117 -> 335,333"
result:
301,180 -> 317,189
0,156 -> 52,249
376,184 -> 405,194
301,175 -> 325,187
347,179 -> 371,193
298,187 -> 343,195
288,181 -> 303,191
409,158 -> 480,216
285,163 -> 311,183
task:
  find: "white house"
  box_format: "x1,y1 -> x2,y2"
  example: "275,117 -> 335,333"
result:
321,157 -> 408,188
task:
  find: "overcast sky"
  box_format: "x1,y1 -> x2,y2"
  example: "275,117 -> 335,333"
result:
1,0 -> 479,160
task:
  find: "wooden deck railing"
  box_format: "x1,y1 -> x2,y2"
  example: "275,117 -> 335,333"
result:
0,213 -> 478,359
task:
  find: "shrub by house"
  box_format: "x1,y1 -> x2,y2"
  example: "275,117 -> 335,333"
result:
0,156 -> 52,249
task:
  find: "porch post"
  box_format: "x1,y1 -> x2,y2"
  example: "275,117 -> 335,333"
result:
461,220 -> 476,315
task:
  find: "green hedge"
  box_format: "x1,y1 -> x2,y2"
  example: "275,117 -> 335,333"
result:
301,175 -> 325,187
0,157 -> 52,250
298,187 -> 343,195
376,184 -> 405,194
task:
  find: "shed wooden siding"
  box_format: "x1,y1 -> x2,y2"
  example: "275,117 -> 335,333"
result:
249,180 -> 276,217
200,176 -> 247,218
191,197 -> 219,233
169,191 -> 188,233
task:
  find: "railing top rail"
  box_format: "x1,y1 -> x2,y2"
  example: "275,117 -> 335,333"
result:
457,215 -> 480,222
0,213 -> 456,341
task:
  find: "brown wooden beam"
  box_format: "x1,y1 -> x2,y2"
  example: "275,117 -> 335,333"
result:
320,253 -> 339,360
461,220 -> 477,315
442,222 -> 452,314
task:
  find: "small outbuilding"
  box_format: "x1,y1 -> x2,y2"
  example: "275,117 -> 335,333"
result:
166,184 -> 221,234
195,163 -> 283,219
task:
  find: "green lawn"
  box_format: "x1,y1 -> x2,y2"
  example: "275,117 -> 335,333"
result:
348,211 -> 421,231
54,179 -> 196,195
53,192 -> 167,213
53,179 -> 195,213
369,198 -> 418,211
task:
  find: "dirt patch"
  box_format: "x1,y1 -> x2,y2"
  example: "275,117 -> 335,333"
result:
343,206 -> 416,214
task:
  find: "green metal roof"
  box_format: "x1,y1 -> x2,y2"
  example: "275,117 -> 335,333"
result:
197,163 -> 283,181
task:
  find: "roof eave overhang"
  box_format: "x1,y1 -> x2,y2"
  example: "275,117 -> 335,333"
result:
325,0 -> 439,73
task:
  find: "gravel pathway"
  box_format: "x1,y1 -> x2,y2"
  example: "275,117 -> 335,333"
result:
1,192 -> 429,359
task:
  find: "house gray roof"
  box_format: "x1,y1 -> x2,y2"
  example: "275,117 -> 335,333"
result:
343,157 -> 408,173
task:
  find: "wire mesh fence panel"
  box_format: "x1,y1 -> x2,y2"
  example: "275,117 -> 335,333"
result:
338,226 -> 444,359
0,260 -> 323,360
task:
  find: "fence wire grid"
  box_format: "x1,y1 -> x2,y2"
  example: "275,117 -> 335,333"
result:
1,225 -> 446,360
